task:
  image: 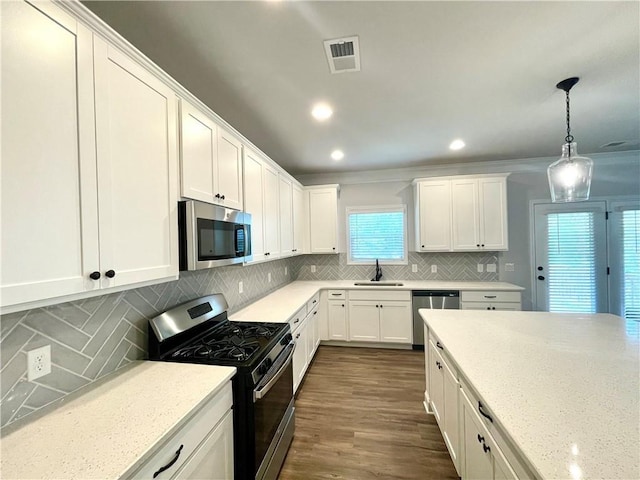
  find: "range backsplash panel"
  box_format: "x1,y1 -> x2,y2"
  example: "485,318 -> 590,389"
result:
0,258 -> 295,427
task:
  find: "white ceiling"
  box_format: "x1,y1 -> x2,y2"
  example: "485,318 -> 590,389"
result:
83,1 -> 640,176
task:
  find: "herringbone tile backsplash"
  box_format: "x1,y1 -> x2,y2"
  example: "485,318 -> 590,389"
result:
0,251 -> 496,427
0,258 -> 295,427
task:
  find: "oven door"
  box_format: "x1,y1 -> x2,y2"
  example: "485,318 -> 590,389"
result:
253,342 -> 295,480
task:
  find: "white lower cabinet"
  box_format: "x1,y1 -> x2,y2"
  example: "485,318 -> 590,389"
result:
130,382 -> 233,479
328,298 -> 348,340
347,290 -> 412,344
292,318 -> 309,393
292,298 -> 321,394
428,336 -> 460,475
460,388 -> 517,480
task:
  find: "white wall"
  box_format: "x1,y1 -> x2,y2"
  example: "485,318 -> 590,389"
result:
297,151 -> 640,310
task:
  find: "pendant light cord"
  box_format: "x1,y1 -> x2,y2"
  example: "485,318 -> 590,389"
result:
565,90 -> 574,143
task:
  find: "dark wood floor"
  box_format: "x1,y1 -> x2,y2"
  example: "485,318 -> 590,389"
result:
278,346 -> 458,480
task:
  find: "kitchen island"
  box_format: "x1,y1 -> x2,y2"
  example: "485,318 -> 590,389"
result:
420,309 -> 640,479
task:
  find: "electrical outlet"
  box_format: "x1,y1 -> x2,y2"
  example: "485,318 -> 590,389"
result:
27,345 -> 51,381
238,281 -> 243,294
411,264 -> 418,273
487,263 -> 497,273
268,272 -> 272,283
431,265 -> 437,273
285,266 -> 288,276
310,265 -> 316,273
505,263 -> 515,272
477,263 -> 484,273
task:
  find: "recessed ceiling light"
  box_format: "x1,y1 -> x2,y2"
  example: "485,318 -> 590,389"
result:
449,139 -> 465,150
311,103 -> 333,121
331,150 -> 344,161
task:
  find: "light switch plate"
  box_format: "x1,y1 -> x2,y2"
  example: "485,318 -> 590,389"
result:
285,266 -> 288,276
487,263 -> 497,273
477,264 -> 484,273
238,281 -> 243,294
505,263 -> 515,272
411,264 -> 418,273
268,272 -> 272,283
431,265 -> 437,273
310,265 -> 316,273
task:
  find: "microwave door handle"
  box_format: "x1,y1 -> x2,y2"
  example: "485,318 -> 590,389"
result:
253,343 -> 295,402
234,225 -> 244,255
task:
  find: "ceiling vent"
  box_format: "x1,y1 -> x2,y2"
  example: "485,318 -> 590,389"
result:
600,141 -> 627,148
323,36 -> 360,74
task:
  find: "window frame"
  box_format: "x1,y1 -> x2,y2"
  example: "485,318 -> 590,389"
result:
345,204 -> 408,266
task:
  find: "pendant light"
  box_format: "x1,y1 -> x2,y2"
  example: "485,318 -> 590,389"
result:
547,77 -> 594,202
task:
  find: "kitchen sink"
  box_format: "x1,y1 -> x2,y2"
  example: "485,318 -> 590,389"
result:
353,282 -> 404,287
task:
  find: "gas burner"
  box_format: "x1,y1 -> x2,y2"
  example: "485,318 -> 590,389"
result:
241,324 -> 279,338
210,343 -> 259,361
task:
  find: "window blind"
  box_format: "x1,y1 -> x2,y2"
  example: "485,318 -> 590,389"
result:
547,212 -> 597,313
348,209 -> 405,263
622,209 -> 640,321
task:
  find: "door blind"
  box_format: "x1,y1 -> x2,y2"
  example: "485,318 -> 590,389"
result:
547,212 -> 597,313
621,209 -> 640,321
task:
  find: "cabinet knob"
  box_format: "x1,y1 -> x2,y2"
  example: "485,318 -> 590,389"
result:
380,304 -> 383,308
421,245 -> 425,248
481,244 -> 485,247
492,307 -> 496,310
483,444 -> 491,454
477,434 -> 485,444
487,307 -> 491,310
537,266 -> 544,271
221,195 -> 225,200
296,333 -> 300,339
89,271 -> 101,280
105,270 -> 116,278
476,244 -> 480,247
537,275 -> 545,280
341,304 -> 345,307
436,341 -> 444,350
215,193 -> 220,198
332,247 -> 336,251
375,305 -> 379,308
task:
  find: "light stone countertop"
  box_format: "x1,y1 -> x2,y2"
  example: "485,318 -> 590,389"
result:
229,280 -> 523,323
0,361 -> 236,480
421,309 -> 640,480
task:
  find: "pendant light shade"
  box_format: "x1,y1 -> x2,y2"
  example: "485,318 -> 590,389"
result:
547,77 -> 593,203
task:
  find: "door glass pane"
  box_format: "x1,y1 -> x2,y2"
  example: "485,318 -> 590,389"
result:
622,210 -> 640,321
547,212 -> 597,313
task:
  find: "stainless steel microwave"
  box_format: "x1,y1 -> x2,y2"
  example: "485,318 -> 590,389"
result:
178,200 -> 252,270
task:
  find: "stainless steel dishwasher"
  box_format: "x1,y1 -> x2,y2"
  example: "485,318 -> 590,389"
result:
412,291 -> 460,349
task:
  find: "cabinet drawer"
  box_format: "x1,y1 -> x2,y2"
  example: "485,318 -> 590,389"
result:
460,291 -> 521,303
306,293 -> 320,312
130,382 -> 233,479
327,289 -> 346,300
461,301 -> 521,311
349,290 -> 410,301
289,305 -> 307,331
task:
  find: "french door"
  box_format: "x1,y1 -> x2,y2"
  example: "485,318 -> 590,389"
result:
533,202 -> 608,313
534,200 -> 640,320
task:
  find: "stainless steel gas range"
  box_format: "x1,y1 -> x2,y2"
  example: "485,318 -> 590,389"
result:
148,294 -> 295,480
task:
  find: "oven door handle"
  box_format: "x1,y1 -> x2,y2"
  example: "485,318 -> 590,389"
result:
254,342 -> 295,402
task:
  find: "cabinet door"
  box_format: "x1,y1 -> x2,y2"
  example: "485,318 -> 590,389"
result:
327,301 -> 348,340
461,390 -> 493,480
180,100 -> 216,203
429,342 -> 445,425
243,149 -> 265,262
306,312 -> 316,364
417,180 -> 452,251
263,164 -> 280,258
451,179 -> 480,251
379,301 -> 412,343
279,176 -> 294,256
348,301 -> 380,342
313,310 -> 321,350
292,322 -> 308,393
1,1 -> 99,308
173,410 -> 234,479
216,127 -> 243,211
94,38 -> 178,288
442,359 -> 460,474
292,184 -> 305,254
308,188 -> 337,253
479,177 -> 508,250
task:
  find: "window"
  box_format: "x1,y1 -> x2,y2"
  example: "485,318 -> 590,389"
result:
346,205 -> 407,265
609,202 -> 640,321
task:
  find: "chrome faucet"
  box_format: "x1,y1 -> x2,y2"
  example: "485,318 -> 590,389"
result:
372,259 -> 383,282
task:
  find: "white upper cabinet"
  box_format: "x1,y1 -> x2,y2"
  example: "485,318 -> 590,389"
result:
180,102 -> 243,211
263,163 -> 281,259
414,175 -> 509,253
216,127 -> 243,211
180,100 -> 217,204
243,148 -> 266,262
1,1 -> 178,311
451,175 -> 508,251
307,185 -> 339,254
279,175 -> 294,256
93,37 -> 179,288
414,179 -> 452,251
1,1 -> 98,308
292,184 -> 305,255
